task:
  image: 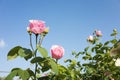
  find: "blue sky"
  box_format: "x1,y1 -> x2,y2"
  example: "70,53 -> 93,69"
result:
0,0 -> 120,76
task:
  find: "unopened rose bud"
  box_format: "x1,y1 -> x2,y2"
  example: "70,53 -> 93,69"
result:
27,27 -> 30,32
95,30 -> 102,37
27,27 -> 32,34
43,27 -> 49,34
87,35 -> 94,42
113,28 -> 117,32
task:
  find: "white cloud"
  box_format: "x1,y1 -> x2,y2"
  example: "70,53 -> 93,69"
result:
0,39 -> 5,48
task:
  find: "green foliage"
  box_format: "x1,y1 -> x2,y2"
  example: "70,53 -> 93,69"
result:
37,45 -> 48,58
6,28 -> 120,80
49,58 -> 59,75
31,57 -> 45,63
7,46 -> 32,60
7,46 -> 21,60
5,68 -> 31,80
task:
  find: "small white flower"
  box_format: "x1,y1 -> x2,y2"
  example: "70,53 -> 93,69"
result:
115,58 -> 120,66
87,35 -> 94,42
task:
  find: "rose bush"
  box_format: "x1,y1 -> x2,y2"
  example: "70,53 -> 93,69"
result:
5,19 -> 120,80
6,20 -> 62,80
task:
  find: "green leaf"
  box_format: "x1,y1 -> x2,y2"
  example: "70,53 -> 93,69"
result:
5,70 -> 18,80
18,48 -> 32,60
7,46 -> 32,60
37,45 -> 48,58
87,67 -> 95,74
104,41 -> 110,45
49,59 -> 58,75
72,51 -> 76,55
11,68 -> 21,71
26,68 -> 35,77
110,32 -> 118,36
7,46 -> 22,60
41,62 -> 50,72
5,68 -> 21,80
58,65 -> 68,74
99,53 -> 105,57
24,53 -> 33,61
18,70 -> 30,80
31,57 -> 45,63
82,54 -> 92,60
6,68 -> 30,80
111,39 -> 117,44
75,52 -> 84,58
91,47 -> 95,52
84,46 -> 89,52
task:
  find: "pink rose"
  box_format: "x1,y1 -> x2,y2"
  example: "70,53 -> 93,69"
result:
87,35 -> 94,42
29,20 -> 46,34
95,30 -> 102,37
50,45 -> 64,59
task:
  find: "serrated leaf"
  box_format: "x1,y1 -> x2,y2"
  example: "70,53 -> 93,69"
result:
58,65 -> 69,76
7,46 -> 22,60
87,67 -> 95,74
82,55 -> 91,60
5,68 -> 21,80
110,32 -> 117,36
111,39 -> 117,44
72,51 -> 76,55
91,47 -> 95,52
84,46 -> 89,51
27,68 -> 35,77
18,48 -> 28,57
99,53 -> 105,57
5,70 -> 18,80
6,68 -> 30,80
24,52 -> 33,61
18,48 -> 32,60
37,45 -> 48,58
75,52 -> 84,58
31,57 -> 45,63
104,41 -> 110,45
11,68 -> 21,71
18,70 -> 30,80
49,59 -> 58,75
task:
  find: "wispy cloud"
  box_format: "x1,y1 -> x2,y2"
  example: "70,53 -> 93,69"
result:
0,39 -> 5,48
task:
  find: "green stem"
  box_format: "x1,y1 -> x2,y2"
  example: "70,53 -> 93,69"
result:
36,34 -> 38,46
34,34 -> 44,80
30,34 -> 34,51
39,34 -> 44,46
56,59 -> 58,64
35,34 -> 38,80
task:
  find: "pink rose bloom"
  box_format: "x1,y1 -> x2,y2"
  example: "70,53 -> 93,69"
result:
50,45 -> 64,59
29,20 -> 46,34
87,35 -> 94,42
95,30 -> 102,37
